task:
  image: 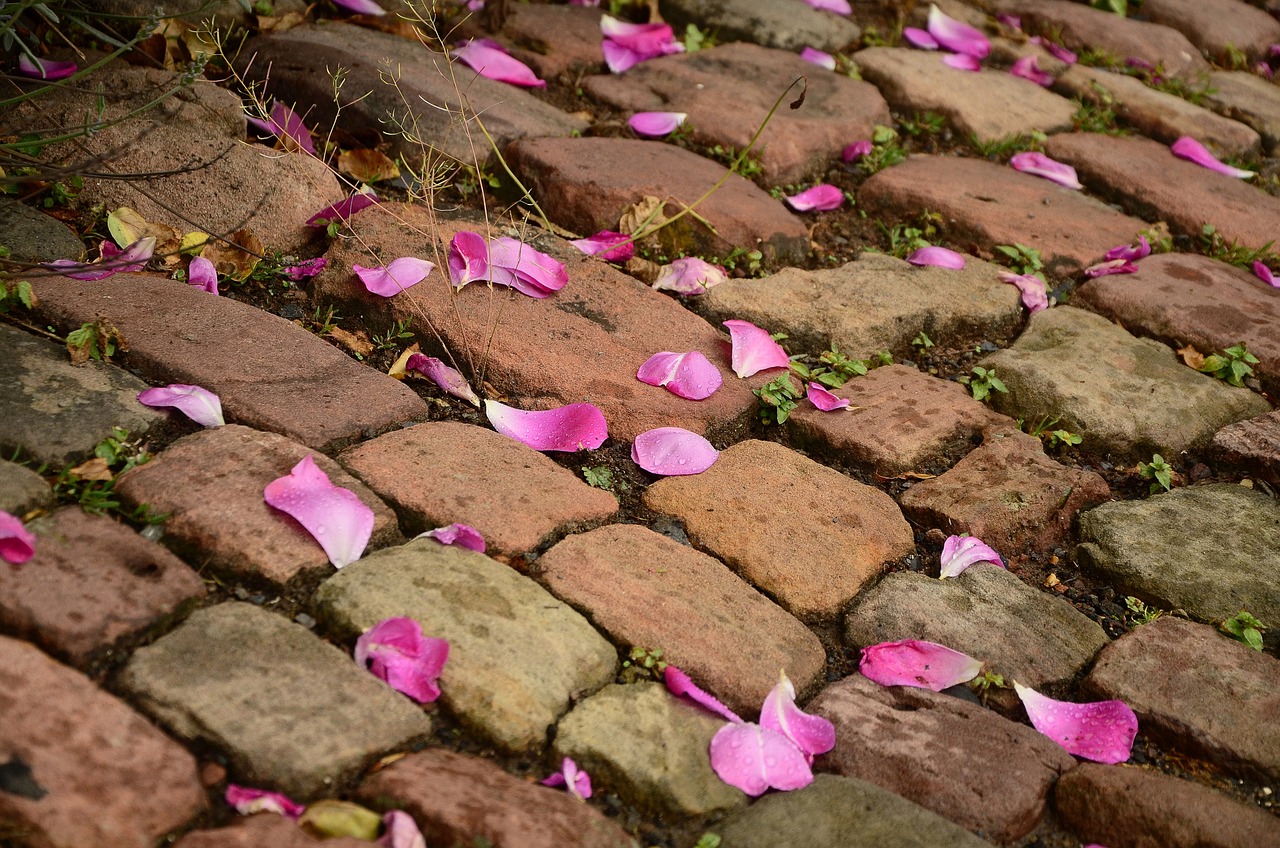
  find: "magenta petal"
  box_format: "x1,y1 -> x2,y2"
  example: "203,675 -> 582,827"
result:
759,672 -> 835,759
601,15 -> 684,73
0,511 -> 37,565
1085,258 -> 1139,277
1010,152 -> 1082,189
801,0 -> 851,13
355,617 -> 449,703
331,0 -> 386,14
800,47 -> 836,70
663,665 -> 744,723
137,384 -> 225,427
999,271 -> 1049,313
404,354 -> 480,406
785,184 -> 844,212
1010,55 -> 1054,87
353,257 -> 433,297
46,236 -> 155,280
1104,236 -> 1151,262
906,246 -> 966,269
1170,136 -> 1256,179
248,101 -> 317,154
806,383 -> 851,411
452,39 -> 547,88
487,237 -> 568,297
927,3 -> 990,58
996,13 -> 1021,30
448,230 -> 490,288
722,319 -> 790,378
943,52 -> 983,71
284,257 -> 327,280
1029,36 -> 1077,65
263,455 -> 374,568
902,27 -> 939,50
419,523 -> 486,553
859,639 -> 984,691
540,757 -> 592,800
569,230 -> 634,262
225,784 -> 306,820
939,534 -> 1004,578
187,256 -> 220,294
631,427 -> 719,476
709,722 -> 814,796
377,810 -> 426,848
484,399 -> 607,452
841,140 -> 873,163
16,54 -> 77,80
1254,261 -> 1278,288
635,351 -> 723,400
652,257 -> 728,295
1014,682 -> 1138,764
627,111 -> 687,137
306,189 -> 378,227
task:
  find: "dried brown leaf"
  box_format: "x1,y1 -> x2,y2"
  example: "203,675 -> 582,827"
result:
1177,345 -> 1205,370
618,195 -> 668,236
328,327 -> 374,357
68,457 -> 113,481
338,148 -> 401,184
199,229 -> 263,281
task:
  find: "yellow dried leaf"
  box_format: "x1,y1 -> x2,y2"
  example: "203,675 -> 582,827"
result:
256,10 -> 306,33
180,232 -> 208,255
199,229 -> 263,281
1177,345 -> 1205,370
107,207 -> 148,247
1044,573 -> 1061,588
388,343 -> 421,379
338,148 -> 401,183
328,327 -> 374,357
298,800 -> 381,841
618,195 -> 669,236
68,457 -> 113,481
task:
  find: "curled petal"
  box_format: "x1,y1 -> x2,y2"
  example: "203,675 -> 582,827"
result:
1014,682 -> 1138,764
452,39 -> 546,88
906,246 -> 965,269
631,427 -> 719,476
806,382 -> 850,411
1254,261 -> 1278,288
225,784 -> 305,820
1084,258 -> 1139,277
569,230 -> 634,262
0,511 -> 37,565
663,665 -> 743,723
943,52 -> 983,71
138,384 -> 226,427
16,55 -> 77,80
652,257 -> 728,295
939,534 -> 1004,578
1170,136 -> 1256,179
1104,236 -> 1151,262
785,184 -> 844,212
540,757 -> 593,800
46,236 -> 155,280
859,639 -> 984,691
404,353 -> 480,406
417,523 -> 486,553
801,0 -> 851,12
246,100 -> 316,155
841,140 -> 872,163
187,256 -> 220,294
306,189 -> 378,227
484,399 -> 608,452
448,230 -> 490,288
902,27 -> 939,50
627,112 -> 687,137
377,810 -> 426,848
1010,152 -> 1082,189
487,236 -> 568,297
635,351 -> 722,400
709,722 -> 814,796
1010,55 -> 1054,87
283,257 -> 327,280
759,671 -> 836,759
723,319 -> 790,378
353,257 -> 433,297
999,271 -> 1049,313
332,0 -> 386,14
355,617 -> 449,703
1029,35 -> 1077,64
928,3 -> 990,58
601,15 -> 684,73
800,47 -> 836,70
263,455 -> 374,568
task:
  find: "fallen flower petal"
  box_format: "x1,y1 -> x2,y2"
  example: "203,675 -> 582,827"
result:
225,784 -> 305,820
418,523 -> 486,553
306,189 -> 378,227
928,3 -> 990,58
652,257 -> 728,295
841,139 -> 873,163
1014,682 -> 1138,764
448,230 -> 490,288
452,38 -> 547,88
627,111 -> 687,137
902,27 -> 939,49
540,757 -> 593,800
906,246 -> 965,269
710,722 -> 814,796
1084,258 -> 1139,278
600,15 -> 684,73
264,455 -> 374,568
1104,236 -> 1151,263
484,399 -> 608,452
377,810 -> 426,848
246,100 -> 316,155
187,256 -> 220,294
801,0 -> 851,13
723,319 -> 790,378
664,665 -> 743,723
355,617 -> 449,703
404,353 -> 480,406
635,351 -> 722,400
138,384 -> 226,427
996,13 -> 1021,29
785,184 -> 844,212
943,52 -> 983,71
353,257 -> 434,297
999,271 -> 1049,313
487,236 -> 569,297
859,639 -> 984,691
46,236 -> 156,280
569,230 -> 634,262
1010,55 -> 1054,86
1254,261 -> 1278,288
800,47 -> 836,70
806,382 -> 850,411
283,257 -> 327,280
0,511 -> 36,565
16,54 -> 77,80
331,0 -> 386,14
759,671 -> 836,760
939,534 -> 1004,578
1029,35 -> 1077,64
1010,152 -> 1082,189
631,427 -> 719,476
1170,136 -> 1255,179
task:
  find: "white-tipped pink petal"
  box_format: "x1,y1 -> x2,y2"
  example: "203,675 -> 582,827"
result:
943,52 -> 983,71
570,230 -> 635,262
353,257 -> 434,297
785,184 -> 844,212
448,230 -> 490,288
806,383 -> 851,411
1084,258 -> 1139,278
801,0 -> 851,13
652,257 -> 728,295
627,111 -> 687,137
999,271 -> 1049,313
631,427 -> 719,476
927,3 -> 990,58
1170,136 -> 1256,179
906,246 -> 965,269
723,319 -> 790,378
332,0 -> 386,13
1010,55 -> 1054,86
404,354 -> 480,406
1014,682 -> 1138,764
759,672 -> 836,760
663,665 -> 743,723
636,351 -> 723,400
709,722 -> 814,796
859,639 -> 984,691
1254,261 -> 1278,288
418,523 -> 486,553
939,534 -> 1004,578
540,757 -> 593,800
1029,36 -> 1077,64
800,47 -> 836,70
306,189 -> 378,227
903,27 -> 939,49
16,54 -> 77,80
246,101 -> 316,155
1010,152 -> 1082,189
484,400 -> 608,452
355,617 -> 449,703
225,784 -> 306,820
1104,236 -> 1152,262
187,256 -> 219,294
487,236 -> 568,297
841,140 -> 872,163
0,511 -> 36,565
263,455 -> 374,569
451,39 -> 547,88
377,810 -> 426,848
137,384 -> 226,427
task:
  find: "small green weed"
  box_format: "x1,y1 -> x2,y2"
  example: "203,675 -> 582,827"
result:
969,668 -> 1008,694
372,318 -> 414,351
959,366 -> 1007,402
308,305 -> 341,335
1199,224 -> 1271,267
792,345 -> 889,390
683,23 -> 716,52
754,374 -> 802,425
1138,224 -> 1174,254
878,222 -> 931,258
706,144 -> 764,179
0,278 -> 35,313
718,246 -> 765,277
41,175 -> 83,209
1091,0 -> 1126,14
1020,415 -> 1082,449
65,320 -> 123,363
911,331 -> 934,349
582,466 -> 614,489
1221,610 -> 1266,651
898,111 -> 947,138
1072,90 -> 1124,135
1125,596 -> 1164,626
1137,453 -> 1173,493
693,834 -> 722,848
858,125 -> 907,175
621,646 -> 667,680
1197,342 -> 1259,388
52,428 -> 166,524
970,131 -> 1046,159
994,243 -> 1045,279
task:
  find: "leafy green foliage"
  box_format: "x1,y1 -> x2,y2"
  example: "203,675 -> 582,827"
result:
65,319 -> 123,363
693,834 -> 722,848
0,278 -> 35,313
754,374 -> 802,425
372,318 -> 414,351
911,331 -> 934,349
898,111 -> 947,139
582,465 -> 613,489
994,243 -> 1045,279
1197,342 -> 1259,388
52,428 -> 166,523
969,668 -> 1008,694
1091,0 -> 1126,15
683,23 -> 716,52
792,346 -> 889,390
1020,415 -> 1082,449
970,132 -> 1046,159
1137,453 -> 1173,493
706,144 -> 763,179
718,246 -> 764,277
1221,610 -> 1266,651
1199,224 -> 1273,268
621,646 -> 667,680
1072,89 -> 1125,135
308,305 -> 341,335
960,366 -> 1007,402
1124,596 -> 1164,626
857,125 -> 907,175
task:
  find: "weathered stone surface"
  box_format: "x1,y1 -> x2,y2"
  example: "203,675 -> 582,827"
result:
313,208 -> 758,441
0,507 -> 203,668
1077,484 -> 1280,630
585,42 -> 890,184
981,307 -> 1270,459
845,564 -> 1110,693
119,602 -> 431,798
1055,762 -> 1280,848
0,459 -> 50,515
716,774 -> 995,848
1075,252 -> 1280,393
644,440 -> 915,621
1203,71 -> 1280,155
28,273 -> 429,452
505,137 -> 809,263
1054,65 -> 1260,158
853,47 -> 1076,144
811,675 -> 1076,843
1213,409 -> 1280,486
355,748 -> 634,848
552,682 -> 746,817
173,814 -> 369,848
1044,132 -> 1280,252
1084,616 -> 1280,781
859,156 -> 1145,278
697,252 -> 1024,361
0,198 -> 83,262
313,540 -> 616,753
0,322 -> 164,467
236,23 -> 585,169
0,635 -> 206,848
115,425 -> 402,587
485,3 -> 606,79
662,0 -> 861,53
1142,0 -> 1280,62
339,422 -> 617,556
898,425 -> 1112,553
537,524 -> 826,717
788,365 -> 1012,476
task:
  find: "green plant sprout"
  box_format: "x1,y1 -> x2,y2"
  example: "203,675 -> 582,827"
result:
65,319 -> 123,363
372,318 -> 414,351
1124,596 -> 1164,626
1220,610 -> 1266,651
960,366 -> 1007,402
52,427 -> 166,523
692,834 -> 722,848
970,132 -> 1046,159
1197,342 -> 1259,388
1137,454 -> 1173,493
1020,415 -> 1082,449
994,243 -> 1046,280
754,374 -> 802,425
582,465 -> 613,489
0,279 -> 35,314
898,111 -> 946,138
621,646 -> 667,680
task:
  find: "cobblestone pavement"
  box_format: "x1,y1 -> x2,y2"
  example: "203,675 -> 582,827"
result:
2,0 -> 1280,846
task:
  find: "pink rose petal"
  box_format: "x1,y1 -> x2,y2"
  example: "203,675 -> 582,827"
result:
859,639 -> 984,691
939,534 -> 1004,578
284,257 -> 327,280
1170,136 -> 1256,179
246,100 -> 316,154
801,0 -> 851,13
785,184 -> 844,212
600,15 -> 684,73
418,523 -> 486,553
225,784 -> 305,820
0,511 -> 37,565
332,0 -> 386,14
1014,682 -> 1138,764
484,399 -> 608,452
759,672 -> 836,760
635,351 -> 723,400
569,230 -> 634,262
306,189 -> 378,227
903,27 -> 939,50
1104,236 -> 1151,263
451,39 -> 547,88
943,52 -> 983,71
999,271 -> 1049,313
263,455 -> 374,568
906,246 -> 965,269
800,47 -> 836,70
723,319 -> 790,378
663,665 -> 743,723
1254,261 -> 1278,288
709,722 -> 814,796
1084,258 -> 1139,277
627,111 -> 687,137
928,3 -> 990,58
806,382 -> 850,411
1010,152 -> 1082,189
45,236 -> 155,280
1010,55 -> 1054,86
355,617 -> 449,703
487,236 -> 569,297
996,13 -> 1021,30
377,810 -> 426,848
841,140 -> 872,163
16,54 -> 77,80
404,353 -> 480,406
187,256 -> 220,294
652,257 -> 728,295
1029,36 -> 1077,64
540,757 -> 593,800
353,257 -> 434,297
447,230 -> 490,288
137,384 -> 226,427
631,427 -> 719,476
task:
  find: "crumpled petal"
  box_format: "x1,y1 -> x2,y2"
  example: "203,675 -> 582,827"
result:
448,230 -> 490,288
800,47 -> 836,70
246,100 -> 316,154
723,319 -> 790,378
1084,258 -> 1139,277
652,257 -> 728,295
1029,35 -> 1077,64
631,427 -> 719,476
664,665 -> 743,723
759,672 -> 836,760
785,184 -> 844,212
353,257 -> 433,297
806,382 -> 851,411
332,0 -> 385,14
306,189 -> 378,227
627,112 -> 686,137
486,236 -> 569,297
801,0 -> 851,13
187,256 -> 219,294
225,784 -> 305,820
377,810 -> 426,848
0,511 -> 37,565
943,52 -> 983,71
355,617 -> 449,703
1170,136 -> 1256,179
906,246 -> 965,269
284,257 -> 327,280
903,27 -> 939,49
601,15 -> 684,73
540,757 -> 593,800
264,455 -> 374,568
1014,682 -> 1138,763
636,351 -> 723,400
45,236 -> 155,280
1010,152 -> 1082,189
138,384 -> 225,427
417,523 -> 486,553
1010,55 -> 1054,86
484,399 -> 608,452
570,230 -> 635,262
404,353 -> 480,406
859,639 -> 984,691
928,3 -> 990,58
1254,261 -> 1278,288
999,271 -> 1049,313
709,722 -> 814,796
841,140 -> 872,163
17,54 -> 78,80
939,534 -> 1004,578
1104,236 -> 1151,262
451,38 -> 546,88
